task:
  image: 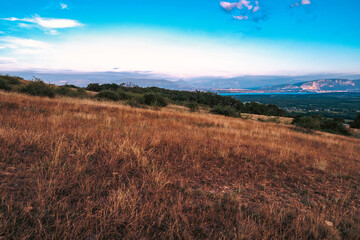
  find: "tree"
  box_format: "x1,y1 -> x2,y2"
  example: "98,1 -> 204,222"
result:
350,114 -> 360,129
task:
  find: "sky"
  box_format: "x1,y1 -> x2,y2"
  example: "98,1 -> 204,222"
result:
0,0 -> 360,78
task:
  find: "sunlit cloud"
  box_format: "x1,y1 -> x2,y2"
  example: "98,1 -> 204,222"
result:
1,15 -> 83,34
253,1 -> 260,12
0,36 -> 52,54
220,0 -> 253,11
220,0 -> 262,21
233,15 -> 248,20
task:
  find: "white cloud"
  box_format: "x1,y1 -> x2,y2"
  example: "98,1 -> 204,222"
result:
0,57 -> 16,64
1,15 -> 83,34
253,1 -> 260,12
0,37 -> 52,54
233,15 -> 249,20
291,0 -> 311,7
220,2 -> 239,11
60,3 -> 68,9
221,1 -> 261,21
220,0 -> 253,11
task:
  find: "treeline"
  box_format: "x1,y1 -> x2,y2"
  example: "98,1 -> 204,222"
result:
292,115 -> 350,135
1,75 -> 286,117
85,82 -> 287,117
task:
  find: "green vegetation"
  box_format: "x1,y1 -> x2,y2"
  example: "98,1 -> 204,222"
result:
0,75 -> 21,91
292,115 -> 350,135
96,90 -> 130,101
231,93 -> 360,120
350,114 -> 360,129
186,102 -> 200,112
20,80 -> 56,98
143,92 -> 168,107
210,105 -> 240,117
55,85 -> 87,98
83,83 -> 286,117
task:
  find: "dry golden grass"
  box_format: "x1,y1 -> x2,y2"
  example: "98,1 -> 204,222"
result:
0,91 -> 359,239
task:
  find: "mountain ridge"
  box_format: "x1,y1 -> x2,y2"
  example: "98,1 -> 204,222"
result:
259,79 -> 360,93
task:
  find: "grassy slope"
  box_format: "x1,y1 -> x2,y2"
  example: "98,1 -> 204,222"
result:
0,91 -> 359,239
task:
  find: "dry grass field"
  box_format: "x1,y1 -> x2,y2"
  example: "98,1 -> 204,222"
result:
0,91 -> 359,239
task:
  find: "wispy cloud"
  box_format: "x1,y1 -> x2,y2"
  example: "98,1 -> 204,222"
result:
0,57 -> 16,64
233,15 -> 248,20
1,15 -> 83,34
253,1 -> 260,13
0,36 -> 52,54
60,3 -> 68,9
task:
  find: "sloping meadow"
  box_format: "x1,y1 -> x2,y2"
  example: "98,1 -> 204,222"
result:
0,91 -> 359,239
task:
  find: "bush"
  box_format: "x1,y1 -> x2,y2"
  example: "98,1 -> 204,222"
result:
0,79 -> 11,91
143,93 -> 168,107
350,114 -> 360,129
20,80 -> 56,98
76,88 -> 88,98
292,116 -> 322,130
96,90 -> 120,101
86,83 -> 102,92
56,86 -> 89,98
292,115 -> 349,135
210,105 -> 240,117
56,86 -> 76,97
0,75 -> 21,85
186,102 -> 200,112
116,90 -> 131,100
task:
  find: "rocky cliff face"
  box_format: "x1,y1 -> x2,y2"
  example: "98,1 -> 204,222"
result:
260,79 -> 360,92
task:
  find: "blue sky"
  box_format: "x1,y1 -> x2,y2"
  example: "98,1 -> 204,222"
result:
0,0 -> 360,77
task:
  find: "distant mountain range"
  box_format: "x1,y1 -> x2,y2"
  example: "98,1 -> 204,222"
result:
258,79 -> 360,93
2,70 -> 360,93
215,79 -> 360,93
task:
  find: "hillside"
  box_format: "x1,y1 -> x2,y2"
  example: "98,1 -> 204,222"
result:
260,79 -> 360,93
0,91 -> 359,239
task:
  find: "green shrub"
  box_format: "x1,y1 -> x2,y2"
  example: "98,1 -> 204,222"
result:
116,90 -> 131,100
20,80 -> 56,98
76,88 -> 88,98
56,86 -> 76,97
0,79 -> 11,91
292,116 -> 322,130
292,115 -> 349,135
210,105 -> 240,117
86,83 -> 102,92
350,114 -> 360,129
96,90 -> 120,101
143,93 -> 168,107
186,102 -> 200,112
0,75 -> 21,85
